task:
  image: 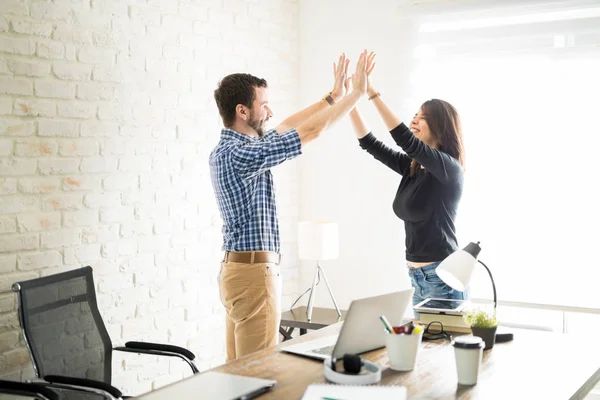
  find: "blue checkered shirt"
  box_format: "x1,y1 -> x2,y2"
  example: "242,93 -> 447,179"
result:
209,128 -> 302,252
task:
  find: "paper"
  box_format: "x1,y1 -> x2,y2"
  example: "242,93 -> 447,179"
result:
301,383 -> 407,400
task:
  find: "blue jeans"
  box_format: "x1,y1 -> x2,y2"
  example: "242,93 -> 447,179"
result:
408,261 -> 469,307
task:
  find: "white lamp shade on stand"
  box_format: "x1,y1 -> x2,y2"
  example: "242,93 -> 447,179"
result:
298,222 -> 339,261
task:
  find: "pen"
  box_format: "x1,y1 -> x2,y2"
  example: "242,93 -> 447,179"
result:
322,397 -> 345,400
380,314 -> 394,334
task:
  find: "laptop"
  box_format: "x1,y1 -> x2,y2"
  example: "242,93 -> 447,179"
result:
280,288 -> 414,361
136,371 -> 276,400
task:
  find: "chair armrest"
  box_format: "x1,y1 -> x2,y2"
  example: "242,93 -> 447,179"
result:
123,341 -> 195,360
44,375 -> 122,399
0,380 -> 59,400
114,342 -> 199,374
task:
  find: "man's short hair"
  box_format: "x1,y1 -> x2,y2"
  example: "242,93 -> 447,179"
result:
214,73 -> 268,127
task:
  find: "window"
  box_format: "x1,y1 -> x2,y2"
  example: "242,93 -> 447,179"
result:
406,0 -> 600,309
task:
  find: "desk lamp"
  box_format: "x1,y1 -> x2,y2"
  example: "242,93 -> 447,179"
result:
298,221 -> 341,321
436,241 -> 513,342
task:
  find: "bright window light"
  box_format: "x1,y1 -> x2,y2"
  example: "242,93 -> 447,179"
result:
420,7 -> 600,32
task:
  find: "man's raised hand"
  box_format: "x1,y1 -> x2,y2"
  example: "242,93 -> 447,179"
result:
331,53 -> 350,102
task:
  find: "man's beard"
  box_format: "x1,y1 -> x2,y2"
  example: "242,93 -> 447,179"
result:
248,110 -> 266,137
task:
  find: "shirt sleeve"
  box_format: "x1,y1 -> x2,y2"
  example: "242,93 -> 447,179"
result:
358,133 -> 412,176
231,128 -> 302,180
389,123 -> 463,184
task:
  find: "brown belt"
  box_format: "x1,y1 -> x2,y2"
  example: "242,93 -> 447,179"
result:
224,251 -> 281,264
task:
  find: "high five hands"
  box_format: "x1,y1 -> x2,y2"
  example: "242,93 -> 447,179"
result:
335,50 -> 374,98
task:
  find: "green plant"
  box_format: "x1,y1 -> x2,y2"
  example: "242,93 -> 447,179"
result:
463,309 -> 498,328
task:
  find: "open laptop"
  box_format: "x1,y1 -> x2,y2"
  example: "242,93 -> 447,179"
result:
280,288 -> 414,361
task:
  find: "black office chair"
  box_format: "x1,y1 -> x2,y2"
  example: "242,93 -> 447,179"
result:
12,266 -> 199,399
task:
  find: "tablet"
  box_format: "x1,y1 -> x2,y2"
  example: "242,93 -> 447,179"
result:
413,298 -> 469,315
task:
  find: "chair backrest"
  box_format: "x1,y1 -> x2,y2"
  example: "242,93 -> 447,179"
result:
13,266 -> 113,384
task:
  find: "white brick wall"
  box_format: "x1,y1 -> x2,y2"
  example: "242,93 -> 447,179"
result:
0,0 -> 301,394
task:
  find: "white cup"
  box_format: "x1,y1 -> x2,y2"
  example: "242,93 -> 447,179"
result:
453,335 -> 484,385
385,331 -> 423,371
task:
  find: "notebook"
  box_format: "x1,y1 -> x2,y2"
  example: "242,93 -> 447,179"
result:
301,383 -> 407,400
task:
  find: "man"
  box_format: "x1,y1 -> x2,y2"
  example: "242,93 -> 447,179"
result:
210,51 -> 368,361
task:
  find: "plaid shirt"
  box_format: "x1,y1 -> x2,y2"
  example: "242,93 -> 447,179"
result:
209,128 -> 302,252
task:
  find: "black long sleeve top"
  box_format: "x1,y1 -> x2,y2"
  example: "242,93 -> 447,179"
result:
358,123 -> 464,262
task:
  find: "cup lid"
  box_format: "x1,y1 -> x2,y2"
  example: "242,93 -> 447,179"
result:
452,335 -> 484,349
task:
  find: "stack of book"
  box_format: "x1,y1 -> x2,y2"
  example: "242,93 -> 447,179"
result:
417,312 -> 472,333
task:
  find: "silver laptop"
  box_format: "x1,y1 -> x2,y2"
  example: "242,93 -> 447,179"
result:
136,371 -> 276,400
280,288 -> 414,360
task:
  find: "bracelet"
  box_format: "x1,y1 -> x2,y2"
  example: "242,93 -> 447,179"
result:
368,92 -> 381,101
323,92 -> 335,106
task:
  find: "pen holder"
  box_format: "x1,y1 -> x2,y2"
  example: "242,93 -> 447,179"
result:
385,330 -> 423,371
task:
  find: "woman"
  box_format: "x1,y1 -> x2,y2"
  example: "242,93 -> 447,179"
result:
348,53 -> 467,306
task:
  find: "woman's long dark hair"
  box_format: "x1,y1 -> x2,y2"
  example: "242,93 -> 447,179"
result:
410,99 -> 465,176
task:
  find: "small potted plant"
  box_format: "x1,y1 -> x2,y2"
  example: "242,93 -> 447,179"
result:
463,308 -> 498,350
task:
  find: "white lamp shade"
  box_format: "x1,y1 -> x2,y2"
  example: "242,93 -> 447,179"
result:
298,221 -> 339,260
436,249 -> 477,291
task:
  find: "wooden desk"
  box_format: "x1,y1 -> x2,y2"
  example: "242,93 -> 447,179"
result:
279,306 -> 347,341
137,322 -> 600,399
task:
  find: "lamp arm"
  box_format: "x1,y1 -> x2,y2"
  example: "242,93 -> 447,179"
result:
477,259 -> 497,313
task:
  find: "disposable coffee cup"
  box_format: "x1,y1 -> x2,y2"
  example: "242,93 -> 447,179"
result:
385,331 -> 423,371
452,335 -> 484,385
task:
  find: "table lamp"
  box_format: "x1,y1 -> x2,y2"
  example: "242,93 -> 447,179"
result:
298,221 -> 341,321
436,241 -> 497,311
436,241 -> 513,342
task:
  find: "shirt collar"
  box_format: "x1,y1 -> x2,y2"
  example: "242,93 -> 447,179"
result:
220,128 -> 255,142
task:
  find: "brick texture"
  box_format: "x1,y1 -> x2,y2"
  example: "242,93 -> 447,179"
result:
0,0 -> 300,393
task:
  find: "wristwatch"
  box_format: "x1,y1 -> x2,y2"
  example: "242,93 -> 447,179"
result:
323,92 -> 335,106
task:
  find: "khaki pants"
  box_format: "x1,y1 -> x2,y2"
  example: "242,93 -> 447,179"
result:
218,260 -> 282,361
